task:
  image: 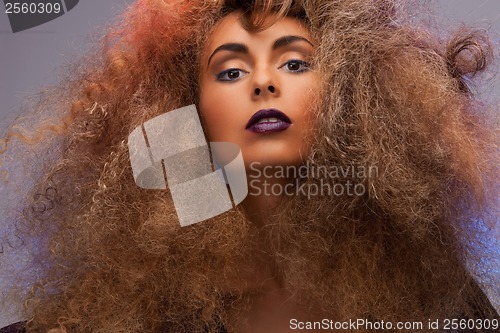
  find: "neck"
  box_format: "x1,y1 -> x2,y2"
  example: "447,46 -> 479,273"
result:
242,169 -> 292,227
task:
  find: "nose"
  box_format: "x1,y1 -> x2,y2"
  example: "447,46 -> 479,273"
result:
254,85 -> 276,96
252,67 -> 280,98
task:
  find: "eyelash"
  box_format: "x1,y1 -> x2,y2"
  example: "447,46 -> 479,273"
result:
280,59 -> 311,73
216,68 -> 249,82
215,59 -> 311,82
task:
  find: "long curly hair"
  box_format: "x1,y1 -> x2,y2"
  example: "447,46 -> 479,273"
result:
1,0 -> 499,332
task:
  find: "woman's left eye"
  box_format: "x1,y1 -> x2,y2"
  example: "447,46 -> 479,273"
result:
279,59 -> 311,73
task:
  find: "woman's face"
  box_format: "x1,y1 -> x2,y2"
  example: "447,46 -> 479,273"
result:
199,12 -> 319,167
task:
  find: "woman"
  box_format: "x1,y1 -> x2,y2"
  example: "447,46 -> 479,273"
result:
1,0 -> 498,332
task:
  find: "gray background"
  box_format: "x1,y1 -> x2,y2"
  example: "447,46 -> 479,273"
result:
0,0 -> 499,327
1,0 -> 134,133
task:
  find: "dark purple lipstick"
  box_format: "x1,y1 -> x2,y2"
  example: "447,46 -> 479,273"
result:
245,109 -> 292,133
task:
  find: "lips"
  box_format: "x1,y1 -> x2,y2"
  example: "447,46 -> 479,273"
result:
245,109 -> 292,133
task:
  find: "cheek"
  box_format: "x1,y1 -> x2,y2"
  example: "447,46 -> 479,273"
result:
302,73 -> 320,102
290,76 -> 319,119
199,84 -> 242,140
200,96 -> 221,140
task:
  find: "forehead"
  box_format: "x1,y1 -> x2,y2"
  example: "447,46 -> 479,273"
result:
204,12 -> 312,52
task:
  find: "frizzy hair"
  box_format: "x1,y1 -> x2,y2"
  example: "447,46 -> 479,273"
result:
0,0 -> 498,332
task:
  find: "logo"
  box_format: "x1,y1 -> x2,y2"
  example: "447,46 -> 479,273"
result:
4,0 -> 79,33
127,105 -> 248,227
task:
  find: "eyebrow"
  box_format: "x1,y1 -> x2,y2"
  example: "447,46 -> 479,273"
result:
207,43 -> 248,66
207,35 -> 314,66
272,35 -> 313,51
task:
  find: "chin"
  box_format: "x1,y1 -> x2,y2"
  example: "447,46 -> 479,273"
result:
243,153 -> 304,168
241,143 -> 304,167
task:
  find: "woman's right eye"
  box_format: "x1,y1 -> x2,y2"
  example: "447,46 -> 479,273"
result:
216,68 -> 248,82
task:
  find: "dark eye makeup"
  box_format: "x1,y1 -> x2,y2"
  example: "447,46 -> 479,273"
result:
215,59 -> 311,82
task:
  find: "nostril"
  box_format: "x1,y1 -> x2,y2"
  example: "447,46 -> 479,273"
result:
268,85 -> 275,93
255,88 -> 261,95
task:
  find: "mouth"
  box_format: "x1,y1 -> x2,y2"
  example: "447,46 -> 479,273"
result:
245,108 -> 292,133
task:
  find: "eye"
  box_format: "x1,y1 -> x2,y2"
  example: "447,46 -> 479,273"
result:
216,68 -> 248,82
279,59 -> 311,73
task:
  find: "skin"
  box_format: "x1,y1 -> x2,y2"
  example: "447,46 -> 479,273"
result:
199,12 -> 319,169
199,12 -> 320,225
198,13 -> 325,333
